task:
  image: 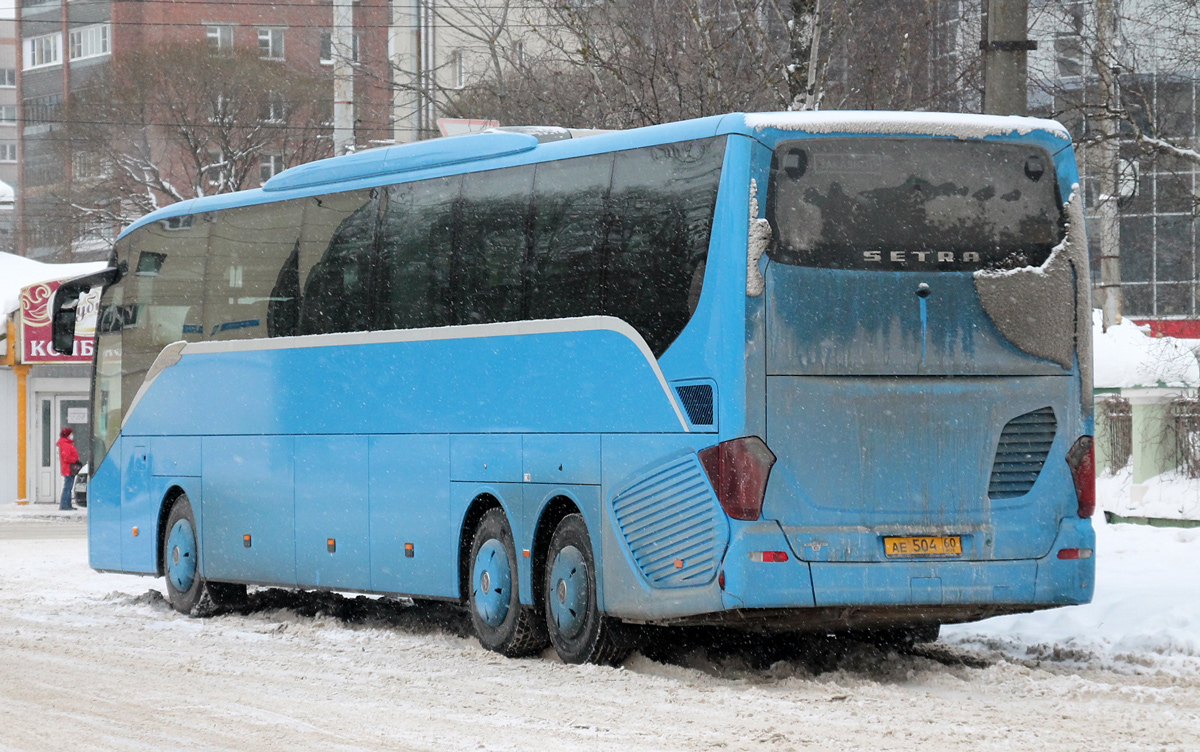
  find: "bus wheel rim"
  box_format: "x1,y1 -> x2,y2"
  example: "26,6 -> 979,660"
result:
166,518 -> 197,593
473,539 -> 512,627
549,545 -> 588,640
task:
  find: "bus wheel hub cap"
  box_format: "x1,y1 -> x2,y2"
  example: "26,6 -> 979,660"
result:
481,571 -> 491,594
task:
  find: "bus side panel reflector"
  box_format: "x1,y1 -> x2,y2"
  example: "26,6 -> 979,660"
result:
243,534 -> 252,548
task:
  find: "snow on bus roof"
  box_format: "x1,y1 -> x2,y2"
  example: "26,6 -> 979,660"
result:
743,111 -> 1070,140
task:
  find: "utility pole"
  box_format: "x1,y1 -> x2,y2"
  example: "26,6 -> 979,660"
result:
332,0 -> 355,154
1095,0 -> 1122,329
981,0 -> 1035,115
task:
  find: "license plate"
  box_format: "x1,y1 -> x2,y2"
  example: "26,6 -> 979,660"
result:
883,535 -> 963,558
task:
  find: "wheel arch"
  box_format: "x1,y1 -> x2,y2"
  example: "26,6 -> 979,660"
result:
457,493 -> 504,603
531,494 -> 584,614
155,485 -> 190,577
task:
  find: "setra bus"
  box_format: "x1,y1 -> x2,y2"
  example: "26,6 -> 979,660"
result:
53,112 -> 1096,664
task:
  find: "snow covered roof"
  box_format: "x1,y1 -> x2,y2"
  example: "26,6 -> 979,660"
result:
0,252 -> 107,317
743,111 -> 1071,141
1094,309 -> 1200,389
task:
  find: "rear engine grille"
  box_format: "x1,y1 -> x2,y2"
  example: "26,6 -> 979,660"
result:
989,407 -> 1057,499
611,454 -> 727,588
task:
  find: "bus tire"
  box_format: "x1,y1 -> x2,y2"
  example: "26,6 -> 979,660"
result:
543,513 -> 633,665
468,508 -> 547,657
162,495 -> 245,616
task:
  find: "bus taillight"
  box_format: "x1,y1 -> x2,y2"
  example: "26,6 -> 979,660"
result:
698,437 -> 777,521
1066,436 -> 1095,519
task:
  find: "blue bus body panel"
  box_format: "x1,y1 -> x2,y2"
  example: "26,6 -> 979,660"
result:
201,436 -> 298,585
121,327 -> 685,438
88,437 -> 122,571
369,434 -> 455,596
295,436 -> 371,590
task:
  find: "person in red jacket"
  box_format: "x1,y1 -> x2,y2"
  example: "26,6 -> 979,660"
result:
57,427 -> 80,511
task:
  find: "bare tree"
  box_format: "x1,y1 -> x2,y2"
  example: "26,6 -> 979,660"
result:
397,0 -> 982,135
1030,0 -> 1200,323
54,44 -> 333,229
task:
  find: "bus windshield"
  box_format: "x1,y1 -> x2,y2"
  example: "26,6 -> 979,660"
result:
767,138 -> 1065,271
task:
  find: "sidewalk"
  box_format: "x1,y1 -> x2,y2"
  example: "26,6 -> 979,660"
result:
0,501 -> 88,524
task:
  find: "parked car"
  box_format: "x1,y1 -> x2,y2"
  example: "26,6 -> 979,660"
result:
73,464 -> 88,508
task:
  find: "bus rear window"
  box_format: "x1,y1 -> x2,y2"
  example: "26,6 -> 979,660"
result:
767,138 -> 1065,271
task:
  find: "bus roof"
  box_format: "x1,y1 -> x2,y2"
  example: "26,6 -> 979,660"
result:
116,111 -> 1073,242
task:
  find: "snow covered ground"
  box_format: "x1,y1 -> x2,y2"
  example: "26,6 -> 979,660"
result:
1,497 -> 1197,751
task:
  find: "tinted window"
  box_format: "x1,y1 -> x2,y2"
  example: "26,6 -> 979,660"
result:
767,138 -> 1065,271
529,154 -> 614,320
378,176 -> 460,329
456,165 -> 534,324
298,191 -> 377,334
608,139 -> 725,354
204,201 -> 306,341
378,138 -> 725,355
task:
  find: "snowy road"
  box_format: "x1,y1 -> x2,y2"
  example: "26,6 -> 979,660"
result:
1,511 -> 1197,751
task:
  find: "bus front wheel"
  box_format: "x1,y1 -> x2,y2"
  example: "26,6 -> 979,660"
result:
162,495 -> 245,616
543,513 -> 633,665
468,508 -> 547,657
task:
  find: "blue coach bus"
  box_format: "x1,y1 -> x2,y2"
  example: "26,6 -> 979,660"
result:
53,112 -> 1096,664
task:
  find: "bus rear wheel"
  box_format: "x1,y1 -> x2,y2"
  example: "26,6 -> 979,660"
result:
468,508 -> 547,657
543,513 -> 633,665
162,495 -> 245,616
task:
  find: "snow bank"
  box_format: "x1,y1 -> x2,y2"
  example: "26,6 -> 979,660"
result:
743,111 -> 1070,140
1093,309 -> 1200,388
1101,466 -> 1200,523
0,252 -> 107,316
945,510 -> 1200,674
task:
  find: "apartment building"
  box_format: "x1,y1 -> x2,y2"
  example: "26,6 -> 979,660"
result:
17,0 -> 393,263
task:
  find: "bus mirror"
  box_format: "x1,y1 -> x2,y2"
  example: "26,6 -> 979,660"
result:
51,303 -> 77,355
50,266 -> 122,356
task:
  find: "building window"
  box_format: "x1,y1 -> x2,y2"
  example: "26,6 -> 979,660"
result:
0,105 -> 16,124
207,25 -> 233,52
69,24 -> 111,61
24,33 -> 62,69
258,28 -> 285,60
450,50 -> 465,89
319,31 -> 360,64
0,143 -> 16,162
260,154 -> 284,183
0,69 -> 15,87
261,91 -> 286,122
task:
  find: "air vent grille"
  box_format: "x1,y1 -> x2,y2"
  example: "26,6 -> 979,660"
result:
675,384 -> 714,426
611,454 -> 727,588
989,407 -> 1057,499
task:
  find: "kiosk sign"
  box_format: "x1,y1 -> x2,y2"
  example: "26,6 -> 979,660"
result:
19,281 -> 101,363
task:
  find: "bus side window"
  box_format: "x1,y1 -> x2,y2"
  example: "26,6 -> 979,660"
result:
456,165 -> 534,325
608,138 -> 725,356
378,176 -> 460,330
204,201 -> 305,341
298,194 -> 377,335
529,153 -> 614,320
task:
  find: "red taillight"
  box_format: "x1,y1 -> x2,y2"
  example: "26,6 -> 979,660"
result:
1065,436 -> 1096,519
698,436 -> 777,521
749,551 -> 789,562
1057,548 -> 1093,560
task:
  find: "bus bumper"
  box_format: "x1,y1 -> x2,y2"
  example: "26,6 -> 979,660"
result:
717,516 -> 1094,617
